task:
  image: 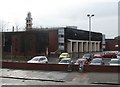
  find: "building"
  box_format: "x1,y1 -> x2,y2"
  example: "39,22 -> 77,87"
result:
2,27 -> 103,57
105,36 -> 120,51
2,12 -> 103,58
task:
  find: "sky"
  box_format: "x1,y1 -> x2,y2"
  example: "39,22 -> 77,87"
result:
0,0 -> 119,38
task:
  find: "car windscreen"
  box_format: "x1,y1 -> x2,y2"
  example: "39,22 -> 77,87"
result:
31,58 -> 39,61
91,59 -> 102,63
60,60 -> 70,63
60,54 -> 67,56
110,60 -> 120,64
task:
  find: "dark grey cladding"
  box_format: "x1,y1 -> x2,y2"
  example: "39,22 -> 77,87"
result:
64,27 -> 102,41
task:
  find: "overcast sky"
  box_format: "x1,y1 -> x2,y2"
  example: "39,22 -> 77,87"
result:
0,0 -> 119,38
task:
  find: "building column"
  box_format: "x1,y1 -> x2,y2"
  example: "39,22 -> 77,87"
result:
88,41 -> 92,52
94,42 -> 97,51
79,42 -> 83,52
67,41 -> 72,53
74,42 -> 78,52
92,42 -> 96,51
96,42 -> 100,51
84,41 -> 88,52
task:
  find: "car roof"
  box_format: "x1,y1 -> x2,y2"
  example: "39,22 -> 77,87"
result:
33,56 -> 46,58
111,58 -> 119,61
94,54 -> 101,55
61,53 -> 69,54
77,58 -> 87,60
92,58 -> 102,60
61,58 -> 71,60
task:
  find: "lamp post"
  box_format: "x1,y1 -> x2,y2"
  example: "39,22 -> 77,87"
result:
87,14 -> 94,53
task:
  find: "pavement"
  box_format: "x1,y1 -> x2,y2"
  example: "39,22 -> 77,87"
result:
1,68 -> 120,85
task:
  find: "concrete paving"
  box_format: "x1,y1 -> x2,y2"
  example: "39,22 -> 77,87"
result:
1,68 -> 120,85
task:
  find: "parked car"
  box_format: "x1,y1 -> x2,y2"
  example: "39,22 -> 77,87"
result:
109,58 -> 120,66
58,58 -> 73,64
93,53 -> 103,58
90,58 -> 104,65
82,53 -> 93,62
27,56 -> 48,63
102,53 -> 117,58
74,58 -> 89,65
59,52 -> 70,61
117,52 -> 120,58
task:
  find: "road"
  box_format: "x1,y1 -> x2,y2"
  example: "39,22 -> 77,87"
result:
1,69 -> 120,85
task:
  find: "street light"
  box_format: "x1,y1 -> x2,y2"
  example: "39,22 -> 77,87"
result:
87,14 -> 94,53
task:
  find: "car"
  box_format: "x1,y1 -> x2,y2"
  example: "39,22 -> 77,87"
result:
58,58 -> 73,64
117,52 -> 120,58
75,58 -> 89,65
82,53 -> 93,62
102,53 -> 117,58
93,53 -> 103,58
90,58 -> 104,65
59,52 -> 70,61
27,56 -> 48,63
109,58 -> 120,66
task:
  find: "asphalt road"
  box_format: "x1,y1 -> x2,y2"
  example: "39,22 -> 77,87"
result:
1,69 -> 120,85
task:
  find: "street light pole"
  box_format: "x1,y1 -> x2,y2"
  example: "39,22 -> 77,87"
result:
87,14 -> 94,53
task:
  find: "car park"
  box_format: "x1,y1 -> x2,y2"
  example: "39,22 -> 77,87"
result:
27,56 -> 48,63
90,58 -> 104,65
109,58 -> 120,66
58,58 -> 73,64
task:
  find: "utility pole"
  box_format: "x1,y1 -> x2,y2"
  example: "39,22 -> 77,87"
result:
87,14 -> 94,53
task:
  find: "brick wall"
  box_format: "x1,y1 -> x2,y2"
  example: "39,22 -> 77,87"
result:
48,30 -> 58,53
2,62 -> 120,72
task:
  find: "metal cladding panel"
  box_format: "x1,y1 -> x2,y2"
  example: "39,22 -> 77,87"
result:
64,28 -> 102,41
58,28 -> 65,50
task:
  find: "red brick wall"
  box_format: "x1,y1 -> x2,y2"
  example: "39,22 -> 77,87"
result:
2,62 -> 120,72
105,39 -> 120,51
11,33 -> 36,57
2,62 -> 67,71
48,30 -> 58,53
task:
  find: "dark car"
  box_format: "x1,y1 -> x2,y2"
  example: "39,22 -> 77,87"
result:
75,58 -> 89,65
82,53 -> 93,62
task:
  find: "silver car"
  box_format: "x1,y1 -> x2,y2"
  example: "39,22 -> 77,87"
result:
109,58 -> 120,66
27,56 -> 48,63
90,58 -> 104,65
58,58 -> 73,64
